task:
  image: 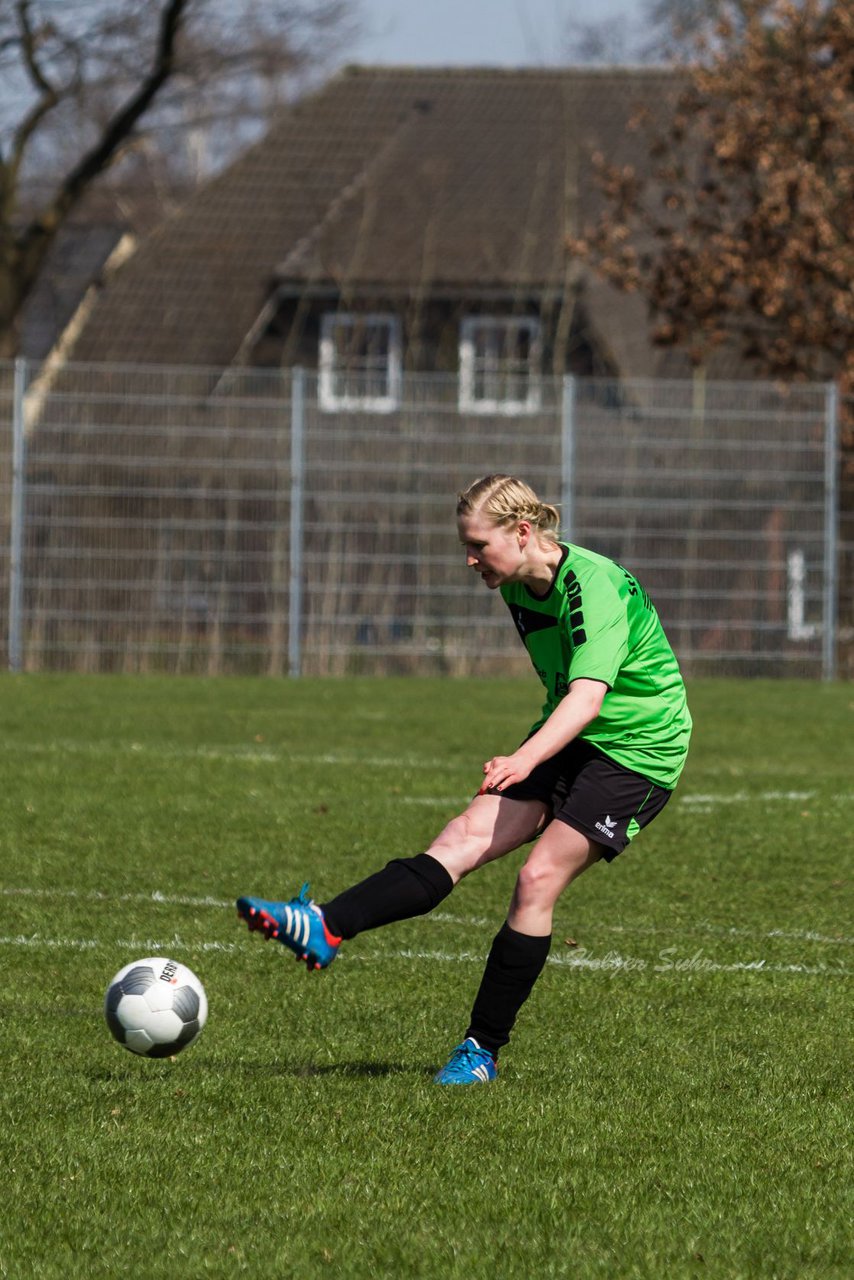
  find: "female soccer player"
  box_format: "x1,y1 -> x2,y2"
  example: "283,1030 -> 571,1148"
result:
237,475 -> 692,1084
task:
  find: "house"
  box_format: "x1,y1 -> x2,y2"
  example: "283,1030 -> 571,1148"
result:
13,67 -> 840,678
18,221 -> 130,362
53,65 -> 718,409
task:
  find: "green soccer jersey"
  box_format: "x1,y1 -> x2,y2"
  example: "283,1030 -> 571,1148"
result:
500,543 -> 692,789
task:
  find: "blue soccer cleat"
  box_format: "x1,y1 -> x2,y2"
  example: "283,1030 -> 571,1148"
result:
236,883 -> 341,970
433,1037 -> 498,1085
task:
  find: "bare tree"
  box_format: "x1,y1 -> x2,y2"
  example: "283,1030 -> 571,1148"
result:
562,15 -> 641,67
568,0 -> 854,394
564,0 -> 756,65
0,0 -> 359,356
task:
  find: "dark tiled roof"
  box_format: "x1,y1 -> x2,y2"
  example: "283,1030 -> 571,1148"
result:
276,66 -> 677,294
20,222 -> 127,360
64,65 -> 712,375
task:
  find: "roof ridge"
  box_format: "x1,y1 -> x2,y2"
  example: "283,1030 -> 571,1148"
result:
275,103 -> 427,281
340,63 -> 678,79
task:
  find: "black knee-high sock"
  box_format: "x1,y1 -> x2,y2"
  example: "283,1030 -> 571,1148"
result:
321,853 -> 454,941
466,922 -> 551,1057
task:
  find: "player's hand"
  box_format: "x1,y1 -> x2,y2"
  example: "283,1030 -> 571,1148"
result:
479,750 -> 534,794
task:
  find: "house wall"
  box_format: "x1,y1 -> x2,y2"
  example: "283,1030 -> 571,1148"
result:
248,292 -> 612,379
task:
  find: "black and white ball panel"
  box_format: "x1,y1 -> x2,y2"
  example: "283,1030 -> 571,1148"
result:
104,957 -> 207,1058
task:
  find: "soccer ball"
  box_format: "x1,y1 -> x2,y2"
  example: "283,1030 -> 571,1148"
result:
105,957 -> 208,1058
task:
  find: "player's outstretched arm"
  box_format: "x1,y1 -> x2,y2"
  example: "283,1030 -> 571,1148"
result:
481,678 -> 607,793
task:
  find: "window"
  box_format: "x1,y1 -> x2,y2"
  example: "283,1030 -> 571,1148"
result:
319,313 -> 401,412
459,316 -> 542,414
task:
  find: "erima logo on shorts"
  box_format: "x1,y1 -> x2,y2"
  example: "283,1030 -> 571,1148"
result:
595,815 -> 618,839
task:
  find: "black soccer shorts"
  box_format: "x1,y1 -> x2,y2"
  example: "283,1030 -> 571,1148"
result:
487,737 -> 671,861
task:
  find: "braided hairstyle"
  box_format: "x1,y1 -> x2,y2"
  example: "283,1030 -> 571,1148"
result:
456,475 -> 560,544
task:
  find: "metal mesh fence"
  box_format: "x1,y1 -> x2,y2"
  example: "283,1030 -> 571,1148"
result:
0,359 -> 844,678
569,378 -> 834,676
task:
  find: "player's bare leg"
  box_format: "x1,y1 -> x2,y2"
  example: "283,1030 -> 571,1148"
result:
237,794 -> 547,969
425,792 -> 549,883
508,822 -> 602,936
436,823 -> 601,1084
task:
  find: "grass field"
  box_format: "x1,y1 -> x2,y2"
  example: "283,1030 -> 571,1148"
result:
1,673 -> 851,1280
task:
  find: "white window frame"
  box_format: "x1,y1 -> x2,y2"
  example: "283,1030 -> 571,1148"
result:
458,315 -> 542,415
318,312 -> 402,413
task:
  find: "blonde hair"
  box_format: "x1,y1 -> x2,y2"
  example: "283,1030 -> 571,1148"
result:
456,475 -> 560,542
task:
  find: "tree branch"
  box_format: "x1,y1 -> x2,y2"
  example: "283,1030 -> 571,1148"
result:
16,0 -> 57,98
16,0 -> 189,273
6,0 -> 62,189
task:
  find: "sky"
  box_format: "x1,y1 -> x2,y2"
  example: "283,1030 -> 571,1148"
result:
351,0 -> 643,67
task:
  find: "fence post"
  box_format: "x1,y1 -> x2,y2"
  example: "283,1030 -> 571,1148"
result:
561,374 -> 576,542
822,381 -> 839,682
288,366 -> 305,678
8,357 -> 27,673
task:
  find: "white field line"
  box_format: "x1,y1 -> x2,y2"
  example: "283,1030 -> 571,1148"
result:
401,797 -> 474,805
553,919 -> 854,947
365,947 -> 851,978
0,931 -> 849,978
0,739 -> 452,771
0,933 -> 239,954
3,885 -> 852,947
2,885 -> 232,909
0,741 -> 850,807
406,790 -> 853,808
679,790 -> 817,806
431,911 -> 854,949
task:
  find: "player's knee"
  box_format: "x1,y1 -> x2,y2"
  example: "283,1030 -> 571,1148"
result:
428,809 -> 492,879
514,855 -> 564,908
